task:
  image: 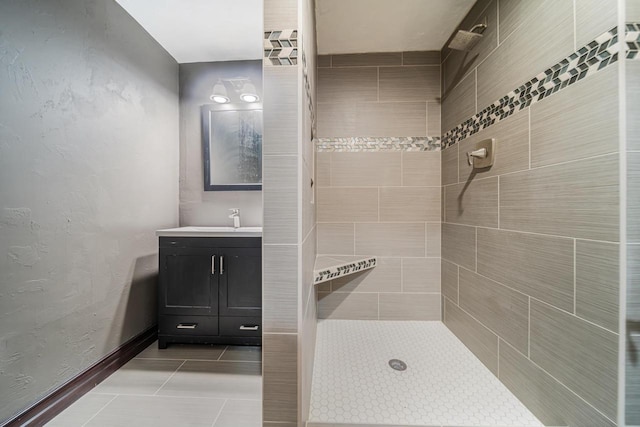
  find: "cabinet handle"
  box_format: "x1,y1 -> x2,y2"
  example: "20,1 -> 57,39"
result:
220,256 -> 224,274
176,323 -> 198,329
239,325 -> 259,331
211,255 -> 216,274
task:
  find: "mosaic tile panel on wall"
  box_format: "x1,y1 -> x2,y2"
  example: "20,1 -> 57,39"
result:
316,137 -> 441,152
264,29 -> 298,66
442,25 -> 637,148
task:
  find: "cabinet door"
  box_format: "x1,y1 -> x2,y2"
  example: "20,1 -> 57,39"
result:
218,247 -> 262,317
159,247 -> 218,316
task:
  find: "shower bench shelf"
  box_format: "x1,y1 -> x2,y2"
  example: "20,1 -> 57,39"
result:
313,255 -> 377,285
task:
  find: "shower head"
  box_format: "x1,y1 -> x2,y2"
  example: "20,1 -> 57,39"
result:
447,20 -> 487,51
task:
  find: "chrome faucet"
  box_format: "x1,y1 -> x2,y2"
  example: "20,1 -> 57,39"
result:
229,208 -> 240,228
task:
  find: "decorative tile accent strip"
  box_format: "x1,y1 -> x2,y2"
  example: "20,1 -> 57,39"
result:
315,137 -> 441,152
628,23 -> 640,60
314,257 -> 377,285
443,26 -> 624,148
264,30 -> 298,66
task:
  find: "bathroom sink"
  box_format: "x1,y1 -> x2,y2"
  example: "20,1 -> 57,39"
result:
156,226 -> 262,237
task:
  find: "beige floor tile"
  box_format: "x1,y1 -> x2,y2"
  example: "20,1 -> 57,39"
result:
219,346 -> 262,362
45,393 -> 116,427
91,359 -> 184,395
157,360 -> 262,399
84,395 -> 224,427
136,341 -> 226,360
213,399 -> 262,427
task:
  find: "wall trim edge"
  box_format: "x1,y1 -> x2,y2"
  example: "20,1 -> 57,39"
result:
1,326 -> 158,427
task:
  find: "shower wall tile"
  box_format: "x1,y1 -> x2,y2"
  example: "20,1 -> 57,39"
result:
263,244 -> 299,333
629,152 -> 640,243
263,67 -> 299,155
441,144 -> 459,185
330,152 -> 401,187
628,61 -> 640,151
378,66 -> 440,102
355,223 -> 426,257
458,267 -> 529,355
530,65 -> 618,168
500,154 -> 619,241
575,0 -> 618,47
264,0 -> 297,30
317,187 -> 378,222
355,102 -> 427,137
331,52 -> 402,67
263,155 -> 298,244
263,333 -> 298,423
316,152 -> 331,186
379,293 -> 441,320
379,187 -> 440,222
497,0 -> 543,44
427,102 -> 441,136
441,259 -> 459,303
457,111 -> 529,181
317,67 -> 378,104
442,71 -> 476,133
317,55 -> 331,68
317,223 -> 354,255
444,177 -> 498,227
442,0 -> 498,93
576,240 -> 619,332
332,258 -> 401,293
426,222 -> 442,257
499,342 -> 617,427
317,103 -> 356,137
442,223 -> 476,271
529,300 -> 618,419
402,258 -> 441,293
317,292 -> 378,320
403,50 -> 441,65
444,299 -> 498,374
476,228 -> 574,312
476,0 -> 574,109
402,151 -> 441,186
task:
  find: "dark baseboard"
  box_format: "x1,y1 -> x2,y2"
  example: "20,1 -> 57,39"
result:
2,326 -> 157,427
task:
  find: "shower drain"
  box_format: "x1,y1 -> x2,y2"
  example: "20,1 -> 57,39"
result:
388,359 -> 407,371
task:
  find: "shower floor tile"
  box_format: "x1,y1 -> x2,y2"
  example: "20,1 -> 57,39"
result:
309,320 -> 542,427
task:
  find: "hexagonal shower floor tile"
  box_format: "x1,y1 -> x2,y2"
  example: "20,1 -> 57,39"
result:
308,320 -> 542,427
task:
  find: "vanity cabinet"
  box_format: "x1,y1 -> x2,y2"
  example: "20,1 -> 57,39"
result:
157,236 -> 261,348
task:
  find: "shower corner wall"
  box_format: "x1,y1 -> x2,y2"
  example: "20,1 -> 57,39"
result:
314,49 -> 444,323
440,0 -> 635,426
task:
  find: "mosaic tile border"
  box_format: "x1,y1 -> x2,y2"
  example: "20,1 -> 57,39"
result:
443,26 -> 626,147
315,137 -> 441,152
264,30 -> 298,66
314,257 -> 377,284
628,23 -> 640,60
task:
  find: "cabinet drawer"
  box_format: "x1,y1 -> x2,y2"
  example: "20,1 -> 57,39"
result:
219,316 -> 261,337
159,315 -> 218,337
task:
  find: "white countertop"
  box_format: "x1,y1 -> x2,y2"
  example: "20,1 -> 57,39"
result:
156,226 -> 262,238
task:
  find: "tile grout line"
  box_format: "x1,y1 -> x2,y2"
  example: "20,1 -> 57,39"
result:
210,398 -> 228,427
154,359 -> 187,396
528,297 -> 531,357
528,107 -> 532,169
80,394 -> 119,427
573,239 -> 577,314
217,346 -> 229,361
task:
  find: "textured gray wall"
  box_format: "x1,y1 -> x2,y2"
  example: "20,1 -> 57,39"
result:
0,0 -> 179,421
179,61 -> 263,227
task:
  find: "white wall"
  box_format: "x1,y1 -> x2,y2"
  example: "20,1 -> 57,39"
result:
0,0 -> 179,421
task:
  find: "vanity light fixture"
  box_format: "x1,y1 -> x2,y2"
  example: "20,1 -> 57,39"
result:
210,81 -> 229,103
239,82 -> 260,103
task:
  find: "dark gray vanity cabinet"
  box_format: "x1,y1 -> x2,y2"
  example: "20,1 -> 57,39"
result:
158,237 -> 261,348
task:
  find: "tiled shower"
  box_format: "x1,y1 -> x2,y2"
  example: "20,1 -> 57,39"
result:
262,0 -> 638,426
